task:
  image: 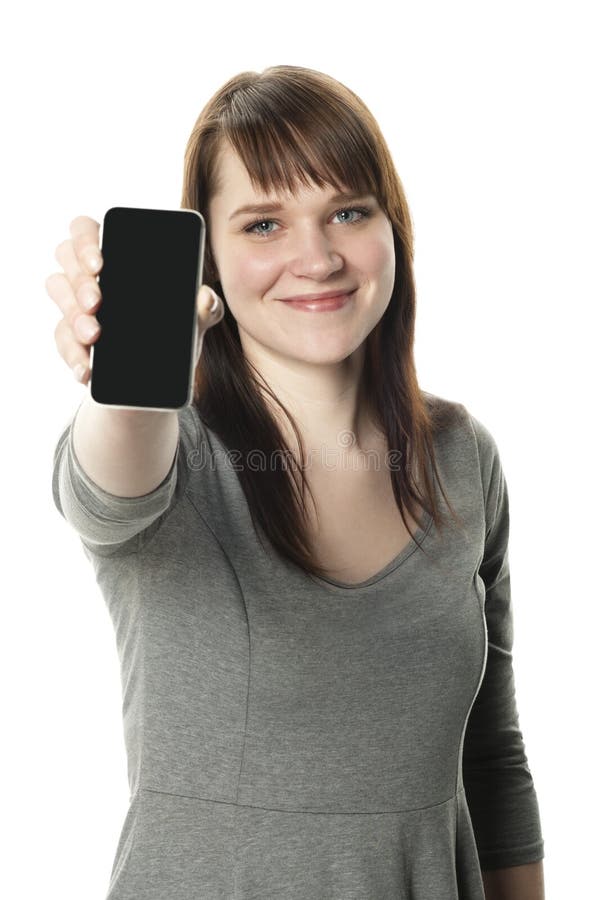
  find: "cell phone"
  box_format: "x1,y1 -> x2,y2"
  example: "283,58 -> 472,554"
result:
89,206 -> 206,411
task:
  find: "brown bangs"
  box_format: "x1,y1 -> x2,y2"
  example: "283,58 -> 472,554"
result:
213,72 -> 383,205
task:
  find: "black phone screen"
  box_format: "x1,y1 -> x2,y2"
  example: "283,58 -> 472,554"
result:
90,206 -> 205,411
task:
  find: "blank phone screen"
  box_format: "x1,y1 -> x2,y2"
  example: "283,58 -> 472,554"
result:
90,206 -> 205,411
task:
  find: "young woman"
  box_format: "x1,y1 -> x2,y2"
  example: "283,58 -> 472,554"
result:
49,65 -> 545,899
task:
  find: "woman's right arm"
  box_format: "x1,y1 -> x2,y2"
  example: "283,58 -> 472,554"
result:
72,399 -> 179,498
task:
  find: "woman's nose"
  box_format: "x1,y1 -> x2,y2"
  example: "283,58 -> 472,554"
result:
286,229 -> 344,278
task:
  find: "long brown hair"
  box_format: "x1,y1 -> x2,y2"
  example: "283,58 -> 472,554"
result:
180,65 -> 463,581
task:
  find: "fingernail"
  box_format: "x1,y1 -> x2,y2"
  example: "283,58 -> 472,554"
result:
80,320 -> 99,341
81,289 -> 98,311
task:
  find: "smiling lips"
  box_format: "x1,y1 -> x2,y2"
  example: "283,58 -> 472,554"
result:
279,288 -> 357,302
279,290 -> 355,312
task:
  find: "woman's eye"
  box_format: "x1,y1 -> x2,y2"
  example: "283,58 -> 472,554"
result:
243,206 -> 371,237
333,207 -> 366,224
246,220 -> 277,236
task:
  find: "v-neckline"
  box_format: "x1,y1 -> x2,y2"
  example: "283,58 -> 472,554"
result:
307,508 -> 434,592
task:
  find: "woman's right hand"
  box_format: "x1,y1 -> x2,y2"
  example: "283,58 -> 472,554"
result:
46,214 -> 225,385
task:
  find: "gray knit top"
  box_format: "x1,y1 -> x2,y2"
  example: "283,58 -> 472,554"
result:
51,390 -> 544,899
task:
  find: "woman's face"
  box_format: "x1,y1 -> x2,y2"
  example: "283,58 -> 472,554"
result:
207,142 -> 396,367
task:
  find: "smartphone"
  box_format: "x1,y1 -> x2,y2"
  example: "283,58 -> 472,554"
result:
89,206 -> 206,411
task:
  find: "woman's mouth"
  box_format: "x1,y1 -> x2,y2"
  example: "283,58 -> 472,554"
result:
279,290 -> 356,312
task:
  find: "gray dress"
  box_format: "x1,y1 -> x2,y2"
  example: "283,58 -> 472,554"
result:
51,391 -> 544,899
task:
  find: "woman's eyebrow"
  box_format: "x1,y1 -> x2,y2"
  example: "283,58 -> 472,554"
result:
229,191 -> 375,221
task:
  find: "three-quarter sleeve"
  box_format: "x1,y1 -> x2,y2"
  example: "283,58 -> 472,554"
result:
462,414 -> 545,870
51,402 -> 200,556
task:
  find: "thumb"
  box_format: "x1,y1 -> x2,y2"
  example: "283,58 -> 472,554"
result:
197,285 -> 224,325
193,285 -> 224,368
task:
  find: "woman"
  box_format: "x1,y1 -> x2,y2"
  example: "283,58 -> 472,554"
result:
50,65 -> 545,899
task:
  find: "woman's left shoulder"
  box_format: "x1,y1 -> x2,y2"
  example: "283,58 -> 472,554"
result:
421,391 -> 504,471
421,389 -> 471,432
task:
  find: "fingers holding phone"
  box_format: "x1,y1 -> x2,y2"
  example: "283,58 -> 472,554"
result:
47,209 -> 225,408
46,215 -> 104,386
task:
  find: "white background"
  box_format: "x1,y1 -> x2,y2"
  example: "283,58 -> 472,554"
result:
2,0 -> 595,896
